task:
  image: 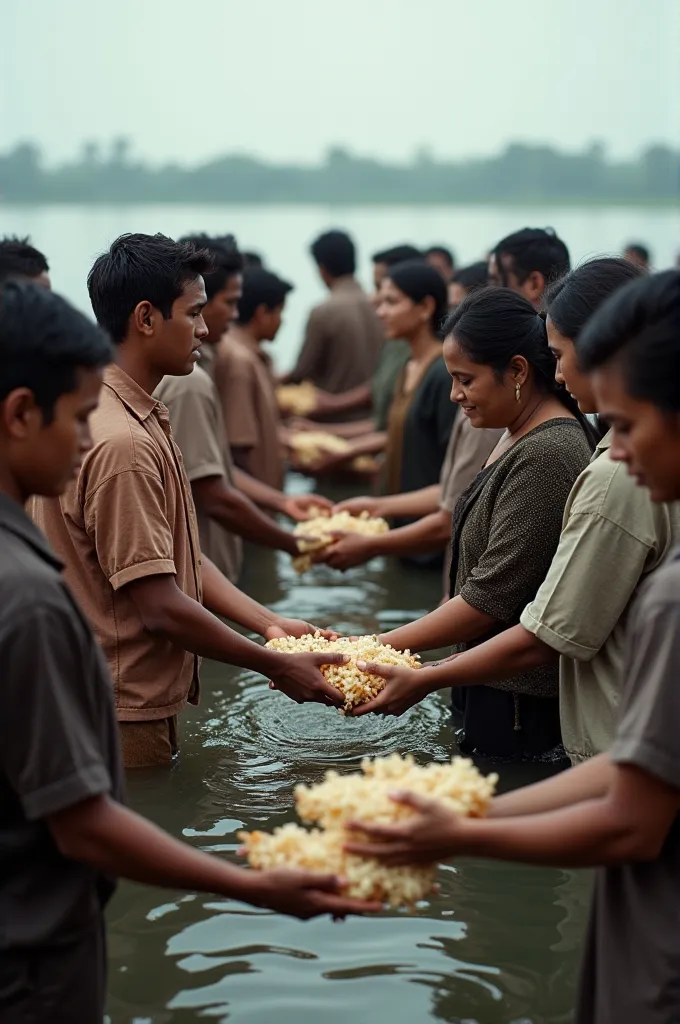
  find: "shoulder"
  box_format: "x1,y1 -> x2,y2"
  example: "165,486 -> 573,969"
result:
513,420 -> 591,468
214,340 -> 255,377
157,366 -> 215,403
0,562 -> 72,641
80,409 -> 164,496
570,447 -> 653,521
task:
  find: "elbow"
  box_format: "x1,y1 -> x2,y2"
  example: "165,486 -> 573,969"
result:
620,829 -> 666,863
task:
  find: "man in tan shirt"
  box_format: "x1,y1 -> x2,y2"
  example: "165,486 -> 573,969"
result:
30,233 -> 350,768
213,267 -> 291,489
156,238 -> 324,581
283,231 -> 384,417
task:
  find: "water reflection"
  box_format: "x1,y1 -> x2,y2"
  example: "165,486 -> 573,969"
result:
106,512 -> 588,1023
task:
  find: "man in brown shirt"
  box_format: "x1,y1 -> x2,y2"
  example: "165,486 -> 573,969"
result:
30,233 -> 350,768
156,239 -> 312,581
213,268 -> 291,489
285,231 -> 384,416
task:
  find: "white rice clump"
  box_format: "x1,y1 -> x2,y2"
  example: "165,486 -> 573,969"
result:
276,380 -> 317,417
239,754 -> 498,908
291,510 -> 389,572
264,632 -> 419,712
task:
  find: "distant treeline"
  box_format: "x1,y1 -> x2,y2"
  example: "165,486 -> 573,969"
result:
1,139 -> 678,204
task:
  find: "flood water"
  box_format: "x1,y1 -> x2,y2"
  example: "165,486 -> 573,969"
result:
106,479 -> 591,1024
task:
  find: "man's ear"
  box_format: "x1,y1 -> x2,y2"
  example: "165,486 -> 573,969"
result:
133,300 -> 156,335
1,388 -> 44,440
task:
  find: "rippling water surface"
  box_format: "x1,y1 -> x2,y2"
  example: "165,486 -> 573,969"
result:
107,488 -> 591,1024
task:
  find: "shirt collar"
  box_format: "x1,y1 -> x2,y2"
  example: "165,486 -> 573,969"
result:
104,364 -> 159,422
596,427 -> 613,452
0,493 -> 63,570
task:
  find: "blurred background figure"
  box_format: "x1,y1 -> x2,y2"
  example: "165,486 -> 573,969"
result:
242,250 -> 265,269
425,245 -> 456,282
488,227 -> 571,308
372,244 -> 423,295
448,260 -> 488,308
0,236 -> 50,288
623,241 -> 651,272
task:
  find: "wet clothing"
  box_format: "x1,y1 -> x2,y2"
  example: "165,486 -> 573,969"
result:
448,418 -> 593,759
577,548 -> 680,1024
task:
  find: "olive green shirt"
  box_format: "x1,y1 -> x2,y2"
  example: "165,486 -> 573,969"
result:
520,431 -> 680,763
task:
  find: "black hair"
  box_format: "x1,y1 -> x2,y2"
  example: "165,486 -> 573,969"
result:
242,251 -> 264,269
386,259 -> 449,333
179,233 -> 243,300
0,281 -> 113,424
310,230 -> 356,277
372,244 -> 423,267
494,228 -> 570,287
88,233 -> 214,343
443,287 -> 595,442
578,270 -> 680,412
451,261 -> 488,292
237,268 -> 293,325
426,245 -> 455,269
624,242 -> 651,265
0,236 -> 49,285
545,258 -> 643,345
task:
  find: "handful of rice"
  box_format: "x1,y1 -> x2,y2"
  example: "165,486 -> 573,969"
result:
276,381 -> 318,417
291,510 -> 389,572
239,754 -> 498,907
288,432 -> 378,475
264,632 -> 420,712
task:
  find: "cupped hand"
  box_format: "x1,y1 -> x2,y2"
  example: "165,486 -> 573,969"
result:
348,661 -> 431,717
268,651 -> 348,705
248,868 -> 383,920
344,791 -> 463,866
321,532 -> 376,571
282,493 -> 333,522
332,495 -> 383,517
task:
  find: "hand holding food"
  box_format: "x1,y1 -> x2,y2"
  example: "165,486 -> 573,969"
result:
290,510 -> 389,572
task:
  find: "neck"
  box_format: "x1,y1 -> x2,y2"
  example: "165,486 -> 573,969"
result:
0,467 -> 27,507
408,325 -> 439,361
116,341 -> 161,395
507,389 -> 547,437
230,323 -> 260,345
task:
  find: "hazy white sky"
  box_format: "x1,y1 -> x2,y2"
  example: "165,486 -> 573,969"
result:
3,0 -> 678,166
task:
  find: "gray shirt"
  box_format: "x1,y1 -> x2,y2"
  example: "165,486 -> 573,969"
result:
0,494 -> 124,949
577,547 -> 680,1024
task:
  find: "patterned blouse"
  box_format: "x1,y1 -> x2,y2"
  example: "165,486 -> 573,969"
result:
449,418 -> 594,697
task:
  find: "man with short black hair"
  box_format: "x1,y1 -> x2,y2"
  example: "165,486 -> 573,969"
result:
623,242 -> 651,272
156,238 -> 315,581
0,281 -> 377,1022
489,227 -> 570,308
425,245 -> 456,282
372,243 -> 423,293
285,230 -> 384,414
0,235 -> 50,288
31,233 -> 348,768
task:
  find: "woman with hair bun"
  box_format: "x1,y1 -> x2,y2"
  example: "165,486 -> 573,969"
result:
352,287 -> 595,760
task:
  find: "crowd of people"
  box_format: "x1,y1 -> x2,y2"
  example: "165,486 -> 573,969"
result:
0,224 -> 678,1024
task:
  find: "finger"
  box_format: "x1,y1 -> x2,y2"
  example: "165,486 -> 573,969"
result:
343,842 -> 413,865
300,873 -> 342,893
314,652 -> 351,667
388,789 -> 437,812
318,894 -> 384,915
345,819 -> 409,840
355,661 -> 395,680
348,693 -> 391,717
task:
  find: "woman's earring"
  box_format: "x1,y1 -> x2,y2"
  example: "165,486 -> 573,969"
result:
515,382 -> 521,402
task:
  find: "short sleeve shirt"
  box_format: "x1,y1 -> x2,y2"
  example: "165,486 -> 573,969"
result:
576,548 -> 680,1024
520,432 -> 680,762
29,365 -> 203,722
213,331 -> 285,490
155,364 -> 243,583
0,494 -> 124,949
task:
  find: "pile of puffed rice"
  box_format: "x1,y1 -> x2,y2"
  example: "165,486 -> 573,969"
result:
291,510 -> 389,572
287,431 -> 377,475
264,632 -> 420,711
276,381 -> 318,417
239,753 -> 498,908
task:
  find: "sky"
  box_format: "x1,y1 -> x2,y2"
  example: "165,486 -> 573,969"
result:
2,0 -> 678,167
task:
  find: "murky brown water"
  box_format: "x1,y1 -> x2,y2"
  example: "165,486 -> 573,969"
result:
106,479 -> 591,1024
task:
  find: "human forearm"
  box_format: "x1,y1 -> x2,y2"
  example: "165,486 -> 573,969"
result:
382,596 -> 497,654
419,624 -> 558,690
371,509 -> 450,557
311,384 -> 372,418
193,478 -> 297,555
50,795 -> 261,898
201,556 -> 278,635
232,467 -> 286,514
488,754 -> 612,818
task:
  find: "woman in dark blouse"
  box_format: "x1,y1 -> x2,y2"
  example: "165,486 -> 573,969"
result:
353,288 -> 595,760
